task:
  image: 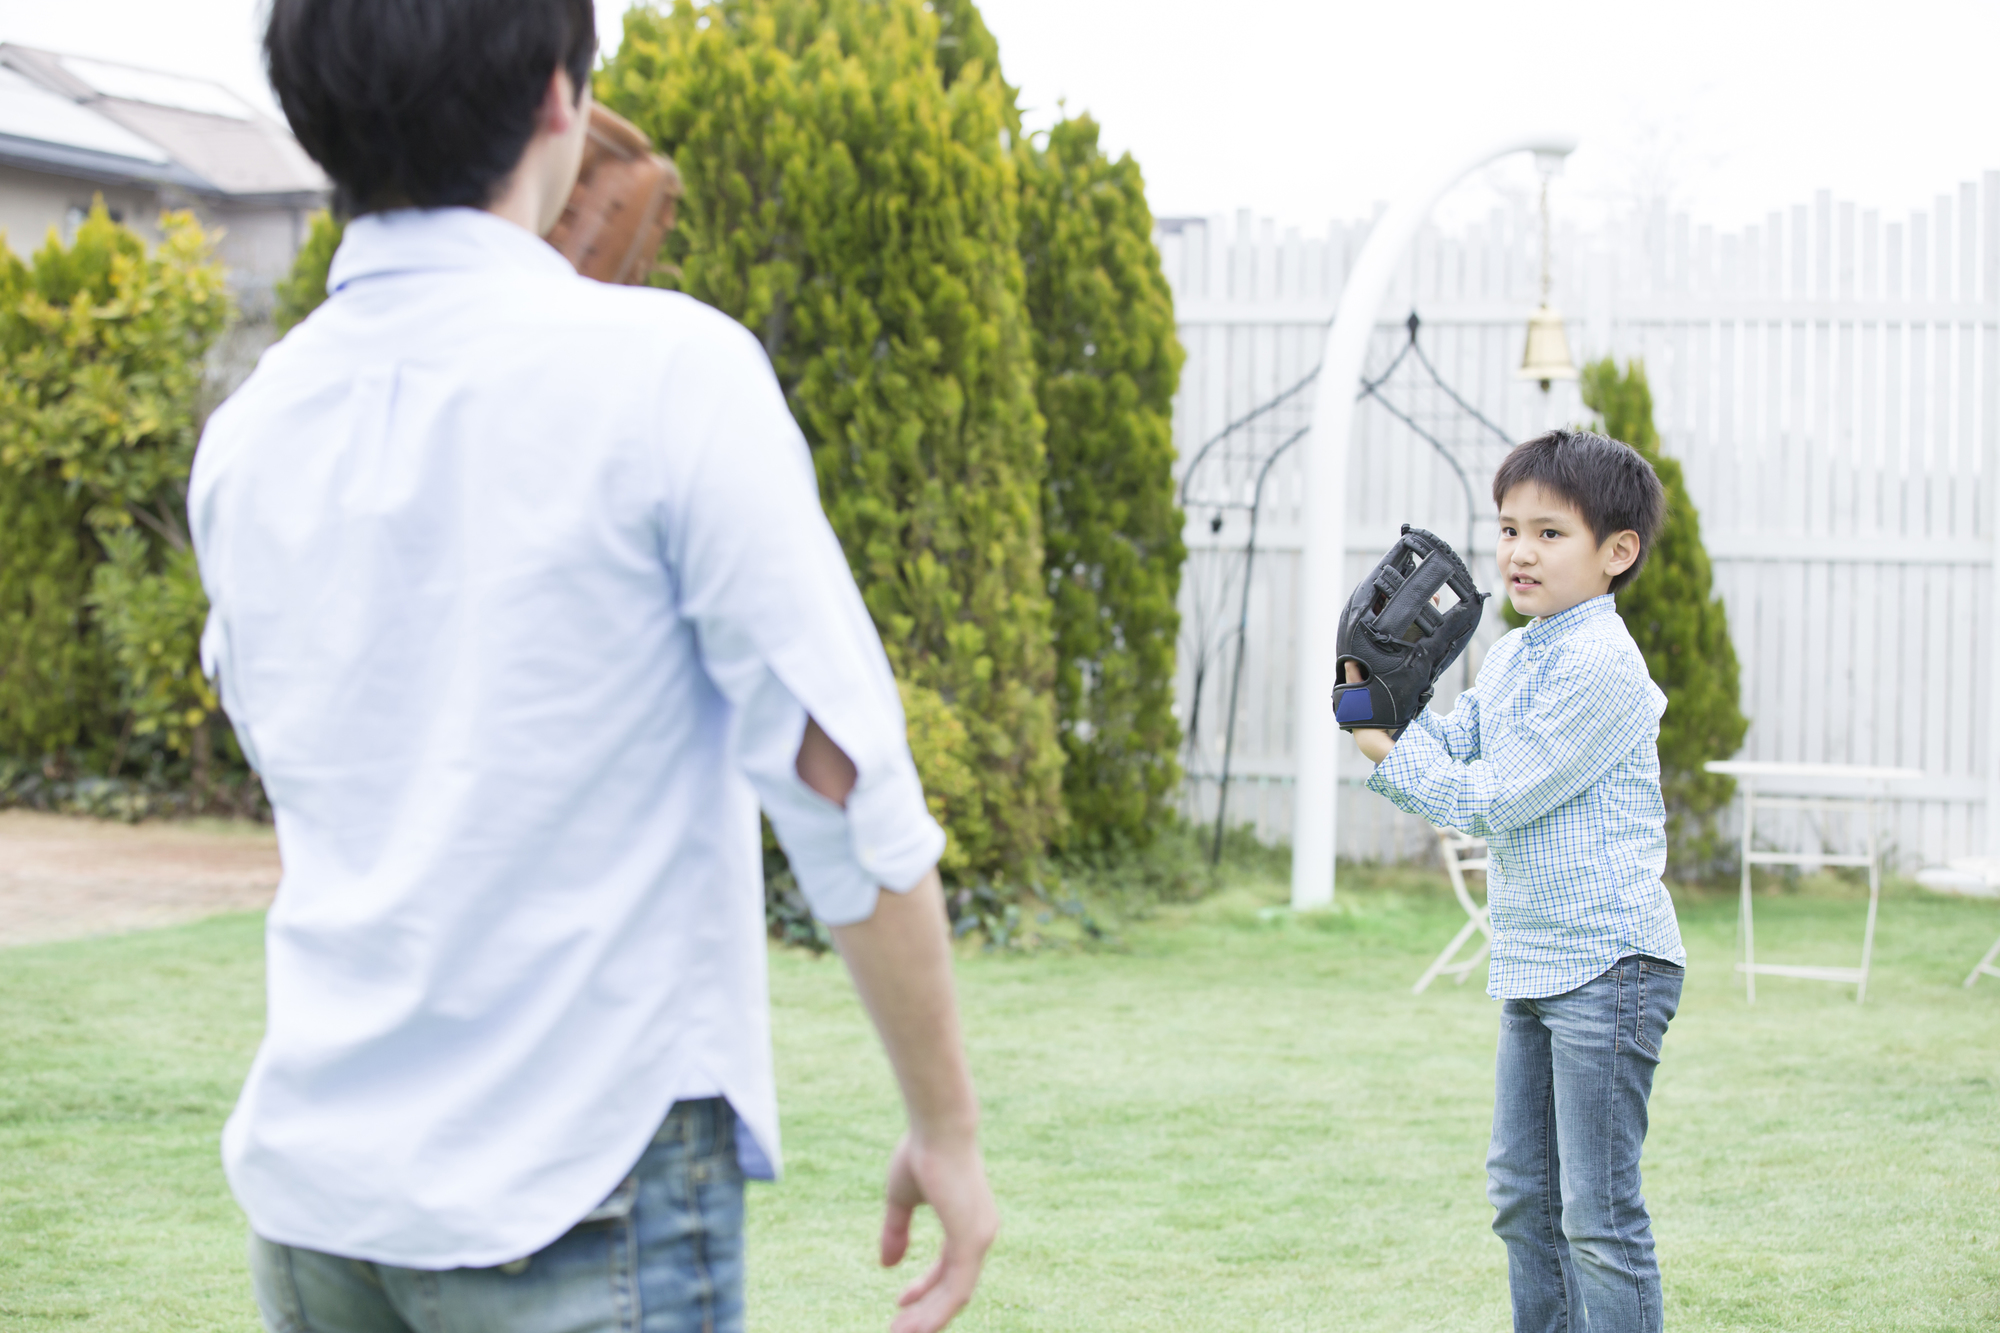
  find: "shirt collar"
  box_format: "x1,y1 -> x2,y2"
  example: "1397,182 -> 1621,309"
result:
1522,592 -> 1616,648
327,207 -> 578,293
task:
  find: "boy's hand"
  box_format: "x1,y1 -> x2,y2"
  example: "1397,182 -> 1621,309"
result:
1343,662 -> 1396,763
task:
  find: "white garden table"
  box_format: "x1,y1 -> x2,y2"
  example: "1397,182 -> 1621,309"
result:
1705,761 -> 1922,1004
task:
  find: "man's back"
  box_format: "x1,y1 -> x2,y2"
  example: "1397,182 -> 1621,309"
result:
221,6 -> 992,1326
194,208 -> 928,1267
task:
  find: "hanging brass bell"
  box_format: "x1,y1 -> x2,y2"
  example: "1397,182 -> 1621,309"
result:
1517,304 -> 1578,392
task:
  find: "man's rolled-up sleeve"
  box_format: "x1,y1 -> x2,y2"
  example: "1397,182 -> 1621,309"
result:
659,321 -> 945,925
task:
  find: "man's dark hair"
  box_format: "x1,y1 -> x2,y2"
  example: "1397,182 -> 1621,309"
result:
266,0 -> 596,217
1492,428 -> 1667,594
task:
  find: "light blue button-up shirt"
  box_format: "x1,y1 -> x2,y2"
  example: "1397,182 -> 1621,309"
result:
190,209 -> 944,1268
1367,594 -> 1685,999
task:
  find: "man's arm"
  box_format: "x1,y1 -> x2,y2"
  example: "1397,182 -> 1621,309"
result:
801,721 -> 997,1333
832,878 -> 995,1333
667,327 -> 991,1332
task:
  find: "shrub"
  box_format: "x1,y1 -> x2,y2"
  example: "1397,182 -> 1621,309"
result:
0,205 -> 233,786
1016,114 -> 1185,850
274,210 -> 343,336
0,461 -> 113,759
599,0 -> 1064,881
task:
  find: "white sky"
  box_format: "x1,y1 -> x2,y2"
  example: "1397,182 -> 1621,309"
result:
3,0 -> 1995,236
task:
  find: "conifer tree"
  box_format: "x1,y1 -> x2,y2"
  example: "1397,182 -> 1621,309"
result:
599,0 -> 1063,878
926,0 -> 1004,94
1016,115 -> 1184,849
1579,358 -> 1747,862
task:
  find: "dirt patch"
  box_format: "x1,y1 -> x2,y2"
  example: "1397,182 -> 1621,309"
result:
0,810 -> 280,948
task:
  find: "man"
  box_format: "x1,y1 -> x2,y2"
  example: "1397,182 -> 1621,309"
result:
190,2 -> 995,1330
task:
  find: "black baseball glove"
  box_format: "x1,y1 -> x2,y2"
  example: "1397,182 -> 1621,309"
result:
1331,524 -> 1488,733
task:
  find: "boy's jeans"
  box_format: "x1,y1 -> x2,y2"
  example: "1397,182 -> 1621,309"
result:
1488,955 -> 1683,1333
249,1098 -> 744,1333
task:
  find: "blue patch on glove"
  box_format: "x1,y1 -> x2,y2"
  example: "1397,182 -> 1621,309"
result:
1334,686 -> 1375,726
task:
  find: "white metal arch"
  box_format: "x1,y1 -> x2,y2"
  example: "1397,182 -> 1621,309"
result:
1291,129 -> 1581,910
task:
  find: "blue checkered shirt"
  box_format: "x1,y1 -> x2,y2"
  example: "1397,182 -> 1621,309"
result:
1367,594 -> 1685,999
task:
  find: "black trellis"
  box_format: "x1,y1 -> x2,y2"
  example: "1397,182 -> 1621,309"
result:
1177,311 -> 1513,863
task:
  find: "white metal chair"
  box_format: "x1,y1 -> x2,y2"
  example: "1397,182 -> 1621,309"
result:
1969,936 -> 2000,989
1413,828 -> 1490,994
1912,857 -> 2000,989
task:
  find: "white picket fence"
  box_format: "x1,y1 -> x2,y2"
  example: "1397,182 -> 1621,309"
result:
1160,174 -> 2000,871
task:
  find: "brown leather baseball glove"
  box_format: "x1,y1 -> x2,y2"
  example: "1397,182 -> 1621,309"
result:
548,104 -> 683,285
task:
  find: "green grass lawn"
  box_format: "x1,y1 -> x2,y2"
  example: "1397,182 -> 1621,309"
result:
3,868 -> 1997,1330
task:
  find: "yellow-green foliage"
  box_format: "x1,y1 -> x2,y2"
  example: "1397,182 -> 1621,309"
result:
86,533 -> 216,757
274,210 -> 344,336
1017,115 -> 1185,850
600,0 -> 1064,879
897,678 -> 979,879
0,205 -> 232,763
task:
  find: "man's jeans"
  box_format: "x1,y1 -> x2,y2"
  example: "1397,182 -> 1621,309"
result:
1488,955 -> 1684,1333
250,1098 -> 744,1333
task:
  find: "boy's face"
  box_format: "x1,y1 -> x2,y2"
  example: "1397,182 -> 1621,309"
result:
1496,481 -> 1641,620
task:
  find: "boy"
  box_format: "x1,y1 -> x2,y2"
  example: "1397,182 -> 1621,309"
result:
193,2 -> 993,1331
1349,429 -> 1686,1333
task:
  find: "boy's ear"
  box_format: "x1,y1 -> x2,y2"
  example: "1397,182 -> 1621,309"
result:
1602,529 -> 1642,578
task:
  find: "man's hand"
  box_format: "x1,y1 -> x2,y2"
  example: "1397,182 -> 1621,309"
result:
1343,662 -> 1396,764
830,870 -> 997,1333
879,1126 -> 997,1333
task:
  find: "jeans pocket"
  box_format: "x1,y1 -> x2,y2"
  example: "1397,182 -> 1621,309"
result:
1632,960 -> 1682,1057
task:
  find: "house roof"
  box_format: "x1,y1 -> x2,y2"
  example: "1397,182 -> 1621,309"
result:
0,44 -> 326,204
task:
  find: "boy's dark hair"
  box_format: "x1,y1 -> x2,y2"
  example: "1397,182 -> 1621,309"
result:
1492,429 -> 1666,594
266,0 -> 596,218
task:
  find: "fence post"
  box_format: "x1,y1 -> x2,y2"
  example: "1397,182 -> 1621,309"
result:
1983,172 -> 2000,853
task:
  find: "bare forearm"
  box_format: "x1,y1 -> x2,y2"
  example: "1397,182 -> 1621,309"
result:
829,869 -> 978,1141
798,726 -> 993,1329
1352,728 -> 1395,764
